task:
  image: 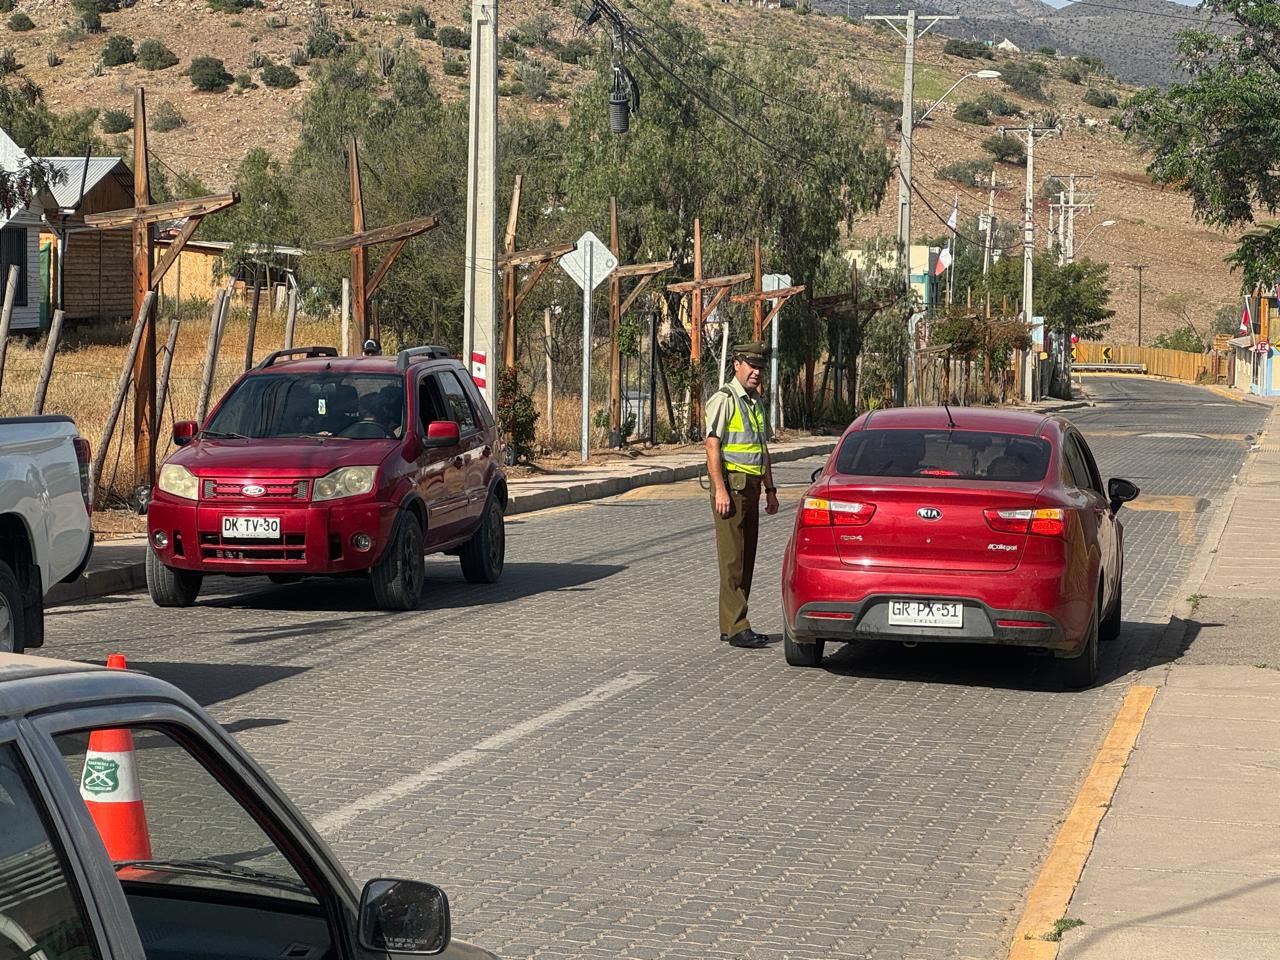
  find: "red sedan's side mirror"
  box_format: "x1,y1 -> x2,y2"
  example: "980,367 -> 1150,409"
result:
424,420 -> 460,447
173,421 -> 199,447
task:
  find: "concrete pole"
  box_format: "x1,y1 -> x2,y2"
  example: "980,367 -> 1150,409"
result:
544,307 -> 554,445
1067,176 -> 1077,263
1023,131 -> 1037,403
463,0 -> 499,412
898,9 -> 916,296
580,238 -> 594,463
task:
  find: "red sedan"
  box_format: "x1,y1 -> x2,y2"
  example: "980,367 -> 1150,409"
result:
781,407 -> 1138,687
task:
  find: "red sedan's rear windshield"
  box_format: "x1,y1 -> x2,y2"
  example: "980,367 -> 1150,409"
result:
205,373 -> 406,439
835,429 -> 1052,482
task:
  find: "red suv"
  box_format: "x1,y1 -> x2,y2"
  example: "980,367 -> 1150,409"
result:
145,346 -> 506,610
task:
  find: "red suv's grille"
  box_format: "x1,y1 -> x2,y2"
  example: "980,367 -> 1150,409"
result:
199,532 -> 307,561
202,479 -> 308,501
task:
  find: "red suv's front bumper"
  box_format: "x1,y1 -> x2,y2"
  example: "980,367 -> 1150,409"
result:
148,495 -> 398,575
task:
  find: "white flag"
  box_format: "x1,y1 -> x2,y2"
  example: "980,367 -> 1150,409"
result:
934,247 -> 954,276
946,198 -> 959,233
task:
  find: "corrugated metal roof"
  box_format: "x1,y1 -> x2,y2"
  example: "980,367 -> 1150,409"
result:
38,156 -> 127,210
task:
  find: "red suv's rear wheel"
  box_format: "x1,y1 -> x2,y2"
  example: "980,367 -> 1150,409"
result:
460,498 -> 505,584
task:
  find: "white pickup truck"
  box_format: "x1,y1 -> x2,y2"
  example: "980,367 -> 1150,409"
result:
0,414 -> 93,652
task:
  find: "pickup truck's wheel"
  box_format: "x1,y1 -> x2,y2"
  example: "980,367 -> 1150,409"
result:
459,498 -> 505,584
146,548 -> 202,608
0,559 -> 26,654
371,513 -> 425,611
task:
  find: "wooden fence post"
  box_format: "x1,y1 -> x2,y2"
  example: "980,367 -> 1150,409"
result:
543,307 -> 554,443
0,264 -> 21,401
196,290 -> 225,425
91,291 -> 155,500
340,278 -> 351,356
31,309 -> 66,415
243,273 -> 262,372
156,317 -> 182,424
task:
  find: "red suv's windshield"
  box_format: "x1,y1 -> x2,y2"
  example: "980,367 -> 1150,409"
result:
205,373 -> 406,440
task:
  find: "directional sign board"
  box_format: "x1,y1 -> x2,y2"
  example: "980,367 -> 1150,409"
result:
1102,346 -> 1114,362
559,231 -> 617,291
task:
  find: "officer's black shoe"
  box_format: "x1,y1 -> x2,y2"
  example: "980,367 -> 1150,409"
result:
719,633 -> 728,642
728,629 -> 769,648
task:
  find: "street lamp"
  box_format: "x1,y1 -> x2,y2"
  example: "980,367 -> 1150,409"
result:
916,69 -> 1003,125
1075,219 -> 1117,257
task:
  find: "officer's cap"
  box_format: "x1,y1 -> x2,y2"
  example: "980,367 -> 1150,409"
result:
733,341 -> 770,369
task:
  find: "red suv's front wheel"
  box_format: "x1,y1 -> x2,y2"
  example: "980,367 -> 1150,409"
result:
371,513 -> 425,611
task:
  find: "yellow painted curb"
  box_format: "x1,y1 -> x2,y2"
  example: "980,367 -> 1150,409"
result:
1006,684 -> 1158,960
1206,386 -> 1249,404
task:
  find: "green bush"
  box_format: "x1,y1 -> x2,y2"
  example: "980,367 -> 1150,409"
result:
943,38 -> 992,60
72,0 -> 101,32
557,36 -> 592,64
983,133 -> 1026,165
189,55 -> 231,91
495,367 -> 539,462
101,35 -> 135,66
936,158 -> 991,186
208,0 -> 261,12
151,100 -> 185,131
954,101 -> 989,125
260,61 -> 299,88
1152,324 -> 1205,353
1060,61 -> 1084,84
101,108 -> 132,133
306,24 -> 342,58
1083,87 -> 1118,109
438,25 -> 468,48
443,57 -> 465,76
7,12 -> 33,31
975,91 -> 1021,117
137,38 -> 178,70
848,80 -> 901,116
1001,62 -> 1045,100
1037,46 -> 1057,57
414,20 -> 434,40
0,1 -> 15,12
234,71 -> 253,90
518,60 -> 548,100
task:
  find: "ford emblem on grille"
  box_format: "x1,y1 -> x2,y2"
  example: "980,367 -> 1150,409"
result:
242,484 -> 266,498
916,507 -> 942,521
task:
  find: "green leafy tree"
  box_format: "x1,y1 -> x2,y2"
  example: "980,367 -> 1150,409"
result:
1152,324 -> 1206,352
954,101 -> 989,125
1122,1 -> 1280,288
190,56 -> 231,91
1038,256 -> 1115,339
982,133 -> 1026,166
101,108 -> 131,133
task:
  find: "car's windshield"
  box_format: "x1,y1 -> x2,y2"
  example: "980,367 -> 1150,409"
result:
206,372 -> 405,440
836,429 -> 1051,482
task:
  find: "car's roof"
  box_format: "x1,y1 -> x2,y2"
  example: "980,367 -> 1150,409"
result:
249,356 -> 458,377
857,406 -> 1058,438
0,653 -> 195,721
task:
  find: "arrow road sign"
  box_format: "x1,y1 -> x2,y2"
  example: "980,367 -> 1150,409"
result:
559,231 -> 617,291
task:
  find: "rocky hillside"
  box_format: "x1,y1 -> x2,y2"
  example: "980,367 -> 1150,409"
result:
0,0 -> 1244,344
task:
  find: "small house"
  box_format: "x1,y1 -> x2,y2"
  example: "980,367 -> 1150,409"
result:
0,129 -> 52,332
996,38 -> 1022,55
153,234 -> 303,309
39,156 -> 135,325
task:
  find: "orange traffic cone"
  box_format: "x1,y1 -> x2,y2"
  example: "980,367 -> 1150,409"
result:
79,653 -> 152,861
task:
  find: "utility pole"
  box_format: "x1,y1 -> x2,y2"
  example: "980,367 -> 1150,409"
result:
463,0 -> 499,411
867,9 -> 957,293
1132,264 -> 1148,346
1001,122 -> 1059,402
1045,174 -> 1095,264
982,168 -> 997,279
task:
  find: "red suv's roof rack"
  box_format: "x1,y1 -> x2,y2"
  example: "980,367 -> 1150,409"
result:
397,346 -> 452,369
256,346 -> 339,369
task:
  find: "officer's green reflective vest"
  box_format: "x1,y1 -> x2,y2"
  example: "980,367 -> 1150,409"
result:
717,387 -> 766,476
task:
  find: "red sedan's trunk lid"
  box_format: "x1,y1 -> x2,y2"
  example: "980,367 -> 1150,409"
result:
826,477 -> 1045,573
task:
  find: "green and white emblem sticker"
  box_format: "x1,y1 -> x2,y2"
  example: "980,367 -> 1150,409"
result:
82,757 -> 121,795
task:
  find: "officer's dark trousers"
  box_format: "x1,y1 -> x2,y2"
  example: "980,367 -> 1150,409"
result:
711,474 -> 761,638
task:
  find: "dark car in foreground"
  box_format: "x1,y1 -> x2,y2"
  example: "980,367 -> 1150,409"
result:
782,407 -> 1138,687
145,346 -> 506,611
0,651 -> 496,960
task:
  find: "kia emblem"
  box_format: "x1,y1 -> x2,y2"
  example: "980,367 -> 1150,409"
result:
917,507 -> 942,521
243,484 -> 265,498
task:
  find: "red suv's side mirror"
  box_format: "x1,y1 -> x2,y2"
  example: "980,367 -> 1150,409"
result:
173,421 -> 199,447
423,420 -> 460,447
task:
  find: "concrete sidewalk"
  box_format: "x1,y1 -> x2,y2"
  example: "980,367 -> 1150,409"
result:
47,435 -> 837,607
1057,413 -> 1280,959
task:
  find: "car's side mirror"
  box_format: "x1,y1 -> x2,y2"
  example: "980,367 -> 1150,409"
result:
423,420 -> 460,448
173,420 -> 199,447
811,467 -> 822,483
1108,477 -> 1140,513
358,879 -> 451,955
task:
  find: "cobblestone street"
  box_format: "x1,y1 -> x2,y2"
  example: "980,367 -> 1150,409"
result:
41,378 -> 1267,960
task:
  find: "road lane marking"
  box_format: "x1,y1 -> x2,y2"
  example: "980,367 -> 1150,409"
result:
1006,685 -> 1158,959
1121,495 -> 1207,545
314,672 -> 656,835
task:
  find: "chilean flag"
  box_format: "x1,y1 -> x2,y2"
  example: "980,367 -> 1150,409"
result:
1241,297 -> 1253,336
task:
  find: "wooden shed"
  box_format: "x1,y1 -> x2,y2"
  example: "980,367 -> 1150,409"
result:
38,156 -> 135,324
0,130 -> 53,333
154,235 -> 303,308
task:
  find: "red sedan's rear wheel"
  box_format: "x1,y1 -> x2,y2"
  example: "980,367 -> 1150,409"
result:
784,623 -> 825,668
1058,595 -> 1100,689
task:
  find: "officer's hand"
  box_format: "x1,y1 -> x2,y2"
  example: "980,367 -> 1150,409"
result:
765,489 -> 780,515
715,489 -> 732,517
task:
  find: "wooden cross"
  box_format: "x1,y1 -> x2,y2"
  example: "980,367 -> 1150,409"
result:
607,198 -> 674,445
498,174 -> 575,373
730,238 -> 805,336
666,219 -> 750,437
82,87 -> 239,490
312,137 -> 442,349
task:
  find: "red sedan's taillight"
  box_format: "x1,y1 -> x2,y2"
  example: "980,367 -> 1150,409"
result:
73,437 -> 93,514
984,507 -> 1066,537
800,497 -> 876,527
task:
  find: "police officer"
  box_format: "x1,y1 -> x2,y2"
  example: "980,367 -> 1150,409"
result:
705,341 -> 779,648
